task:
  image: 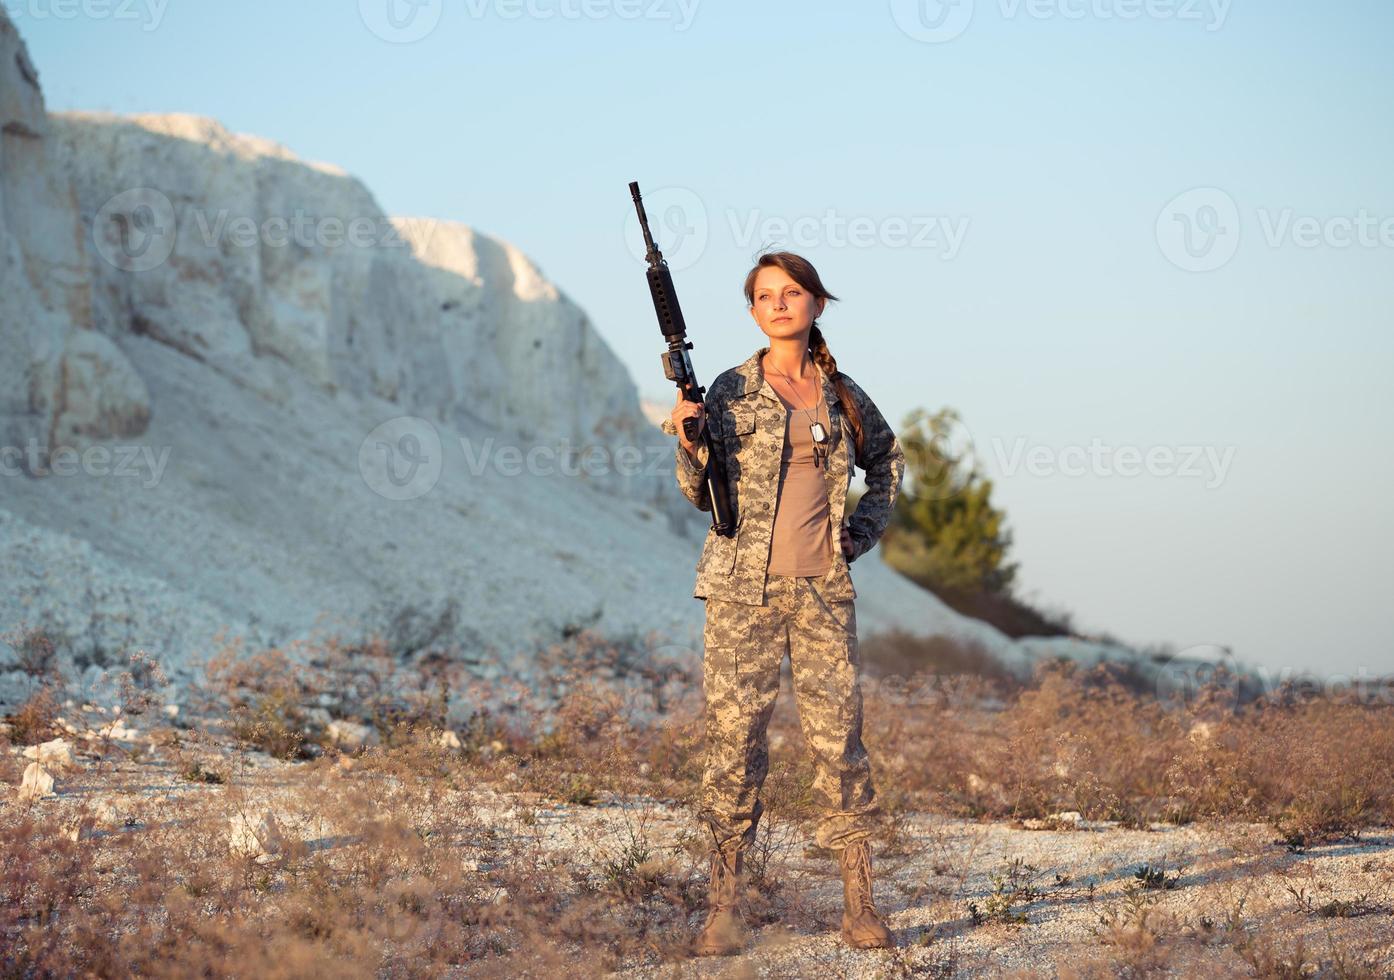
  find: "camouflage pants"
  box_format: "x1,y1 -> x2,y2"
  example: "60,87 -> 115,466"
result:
697,573 -> 881,853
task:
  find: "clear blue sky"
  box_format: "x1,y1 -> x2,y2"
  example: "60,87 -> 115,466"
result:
18,0 -> 1393,680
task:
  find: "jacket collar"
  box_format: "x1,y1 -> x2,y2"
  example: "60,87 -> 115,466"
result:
734,346 -> 840,410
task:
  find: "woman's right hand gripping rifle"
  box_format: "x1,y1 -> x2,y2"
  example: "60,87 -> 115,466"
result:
668,390 -> 714,511
671,390 -> 706,463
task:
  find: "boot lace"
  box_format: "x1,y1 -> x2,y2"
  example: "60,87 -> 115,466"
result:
841,841 -> 878,913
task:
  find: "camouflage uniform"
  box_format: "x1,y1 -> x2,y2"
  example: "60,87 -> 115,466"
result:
662,346 -> 906,852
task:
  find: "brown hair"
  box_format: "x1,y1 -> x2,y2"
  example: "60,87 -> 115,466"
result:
742,251 -> 865,462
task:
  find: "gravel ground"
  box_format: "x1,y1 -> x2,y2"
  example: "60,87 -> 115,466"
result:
6,718 -> 1393,979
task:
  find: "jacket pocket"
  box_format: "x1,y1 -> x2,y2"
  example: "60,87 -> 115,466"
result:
696,527 -> 738,579
729,405 -> 757,436
724,403 -> 757,454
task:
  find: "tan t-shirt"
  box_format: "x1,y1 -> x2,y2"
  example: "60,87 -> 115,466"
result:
766,392 -> 833,577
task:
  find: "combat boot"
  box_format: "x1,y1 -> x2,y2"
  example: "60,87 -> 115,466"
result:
837,839 -> 895,949
693,845 -> 747,956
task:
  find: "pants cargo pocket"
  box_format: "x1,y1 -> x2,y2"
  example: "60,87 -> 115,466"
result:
804,577 -> 858,663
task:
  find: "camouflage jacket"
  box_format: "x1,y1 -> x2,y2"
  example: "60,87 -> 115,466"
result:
661,346 -> 906,605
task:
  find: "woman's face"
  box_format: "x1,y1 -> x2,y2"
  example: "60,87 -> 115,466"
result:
748,266 -> 826,342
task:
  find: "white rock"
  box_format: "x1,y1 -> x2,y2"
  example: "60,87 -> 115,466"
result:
95,719 -> 139,742
228,809 -> 287,862
326,719 -> 378,751
63,811 -> 98,841
18,761 -> 56,800
21,736 -> 77,771
94,797 -> 122,827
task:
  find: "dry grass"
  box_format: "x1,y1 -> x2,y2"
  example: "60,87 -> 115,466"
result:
2,626 -> 1392,976
860,654 -> 1394,842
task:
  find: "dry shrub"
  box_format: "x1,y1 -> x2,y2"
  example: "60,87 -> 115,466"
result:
1168,691 -> 1394,846
861,626 -> 1021,686
990,660 -> 1190,824
863,654 -> 1394,837
4,683 -> 63,748
1,624 -> 61,684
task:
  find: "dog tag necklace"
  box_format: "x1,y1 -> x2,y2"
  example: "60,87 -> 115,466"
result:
767,353 -> 829,469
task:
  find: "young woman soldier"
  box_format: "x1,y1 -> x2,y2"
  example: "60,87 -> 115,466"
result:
661,251 -> 907,955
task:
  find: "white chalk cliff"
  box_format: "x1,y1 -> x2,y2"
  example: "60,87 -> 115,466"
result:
0,9 -> 1149,709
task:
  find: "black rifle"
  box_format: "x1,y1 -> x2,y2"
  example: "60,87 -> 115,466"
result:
629,181 -> 735,536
